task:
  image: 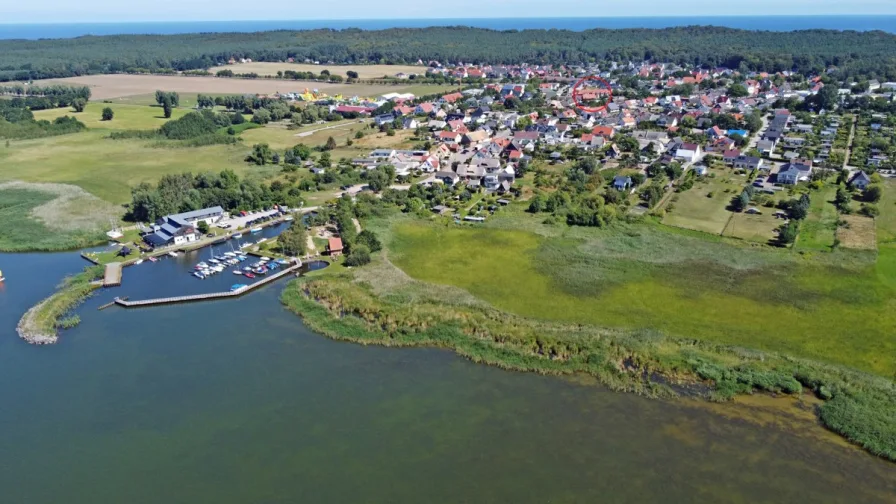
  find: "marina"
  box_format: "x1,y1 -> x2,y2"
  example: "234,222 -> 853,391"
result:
114,261 -> 305,308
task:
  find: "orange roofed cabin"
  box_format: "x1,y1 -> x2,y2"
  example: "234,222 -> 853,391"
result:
328,238 -> 344,257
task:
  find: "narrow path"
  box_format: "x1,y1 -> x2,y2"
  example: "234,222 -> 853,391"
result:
352,218 -> 362,234
843,115 -> 858,170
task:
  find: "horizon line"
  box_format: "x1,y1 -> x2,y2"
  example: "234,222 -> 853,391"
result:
4,14 -> 896,26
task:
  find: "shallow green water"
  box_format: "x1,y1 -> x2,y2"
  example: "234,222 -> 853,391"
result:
0,249 -> 894,503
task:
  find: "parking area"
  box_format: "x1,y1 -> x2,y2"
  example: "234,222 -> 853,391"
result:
216,209 -> 283,230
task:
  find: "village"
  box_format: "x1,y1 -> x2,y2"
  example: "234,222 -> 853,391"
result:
229,59 -> 891,246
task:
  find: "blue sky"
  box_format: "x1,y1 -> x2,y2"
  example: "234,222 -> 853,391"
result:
6,0 -> 896,23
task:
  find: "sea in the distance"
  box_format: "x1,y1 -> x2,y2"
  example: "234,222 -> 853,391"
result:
1,15 -> 896,40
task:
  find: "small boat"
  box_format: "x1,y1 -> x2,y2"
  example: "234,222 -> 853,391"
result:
134,259 -> 144,265
243,266 -> 253,271
196,262 -> 208,269
261,256 -> 271,262
230,284 -> 248,292
283,216 -> 294,222
250,227 -> 263,234
244,273 -> 256,279
276,259 -> 290,265
148,257 -> 158,263
0,269 -> 6,282
193,271 -> 204,279
209,259 -> 220,264
168,251 -> 178,258
233,233 -> 243,239
257,238 -> 267,244
233,270 -> 243,275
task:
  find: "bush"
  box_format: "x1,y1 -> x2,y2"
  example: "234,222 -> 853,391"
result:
101,107 -> 114,121
859,203 -> 880,217
344,244 -> 371,267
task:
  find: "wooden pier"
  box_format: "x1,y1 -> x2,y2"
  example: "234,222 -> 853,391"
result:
103,262 -> 123,287
114,263 -> 301,308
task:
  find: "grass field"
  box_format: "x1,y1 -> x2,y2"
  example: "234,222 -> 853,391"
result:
662,172 -> 741,235
722,211 -> 780,244
838,214 -> 877,250
389,217 -> 896,377
209,63 -> 428,79
36,75 -> 454,101
797,186 -> 838,251
0,183 -> 115,251
0,130 -> 267,204
32,102 -> 190,130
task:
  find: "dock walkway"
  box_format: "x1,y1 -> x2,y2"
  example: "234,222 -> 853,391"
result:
103,263 -> 122,287
114,263 -> 301,308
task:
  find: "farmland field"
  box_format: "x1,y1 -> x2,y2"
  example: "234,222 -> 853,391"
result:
208,62 -> 428,79
35,74 -> 452,101
389,217 -> 896,377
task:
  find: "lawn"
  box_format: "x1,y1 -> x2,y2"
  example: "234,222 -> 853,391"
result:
32,103 -> 190,130
877,179 -> 896,291
390,220 -> 896,377
722,211 -> 780,244
0,130 -> 265,204
837,214 -> 877,250
662,171 -> 741,235
797,185 -> 838,251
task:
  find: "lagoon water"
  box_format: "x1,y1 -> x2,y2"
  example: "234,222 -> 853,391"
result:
1,239 -> 895,502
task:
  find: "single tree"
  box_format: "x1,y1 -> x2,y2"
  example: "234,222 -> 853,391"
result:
197,221 -> 210,234
325,136 -> 337,150
101,107 -> 114,121
72,98 -> 86,112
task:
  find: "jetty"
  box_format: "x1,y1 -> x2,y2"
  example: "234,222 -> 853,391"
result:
103,262 -> 123,287
114,263 -> 301,308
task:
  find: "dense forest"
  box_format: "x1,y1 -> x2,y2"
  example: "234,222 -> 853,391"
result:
2,27 -> 896,81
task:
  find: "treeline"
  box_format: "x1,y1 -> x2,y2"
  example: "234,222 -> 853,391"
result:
110,109 -> 237,146
0,99 -> 86,139
129,170 -> 302,222
4,27 -> 896,81
0,84 -> 91,110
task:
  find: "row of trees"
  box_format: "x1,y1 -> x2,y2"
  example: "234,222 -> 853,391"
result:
5,27 -> 896,82
128,170 -> 302,222
0,99 -> 87,139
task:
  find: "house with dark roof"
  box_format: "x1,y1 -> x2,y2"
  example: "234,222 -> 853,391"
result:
144,206 -> 223,247
849,171 -> 872,190
778,160 -> 812,185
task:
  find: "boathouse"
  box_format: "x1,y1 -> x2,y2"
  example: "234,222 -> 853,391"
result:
144,206 -> 224,247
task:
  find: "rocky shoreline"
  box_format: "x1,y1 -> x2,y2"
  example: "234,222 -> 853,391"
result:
16,298 -> 59,345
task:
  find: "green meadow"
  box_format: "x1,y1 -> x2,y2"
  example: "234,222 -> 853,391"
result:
390,215 -> 896,377
32,103 -> 191,130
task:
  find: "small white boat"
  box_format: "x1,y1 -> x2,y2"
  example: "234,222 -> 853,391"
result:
209,258 -> 220,264
260,256 -> 271,262
134,259 -> 144,265
283,216 -> 294,221
250,227 -> 263,234
0,269 -> 5,282
233,233 -> 243,239
257,238 -> 267,244
168,251 -> 178,258
233,270 -> 243,275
